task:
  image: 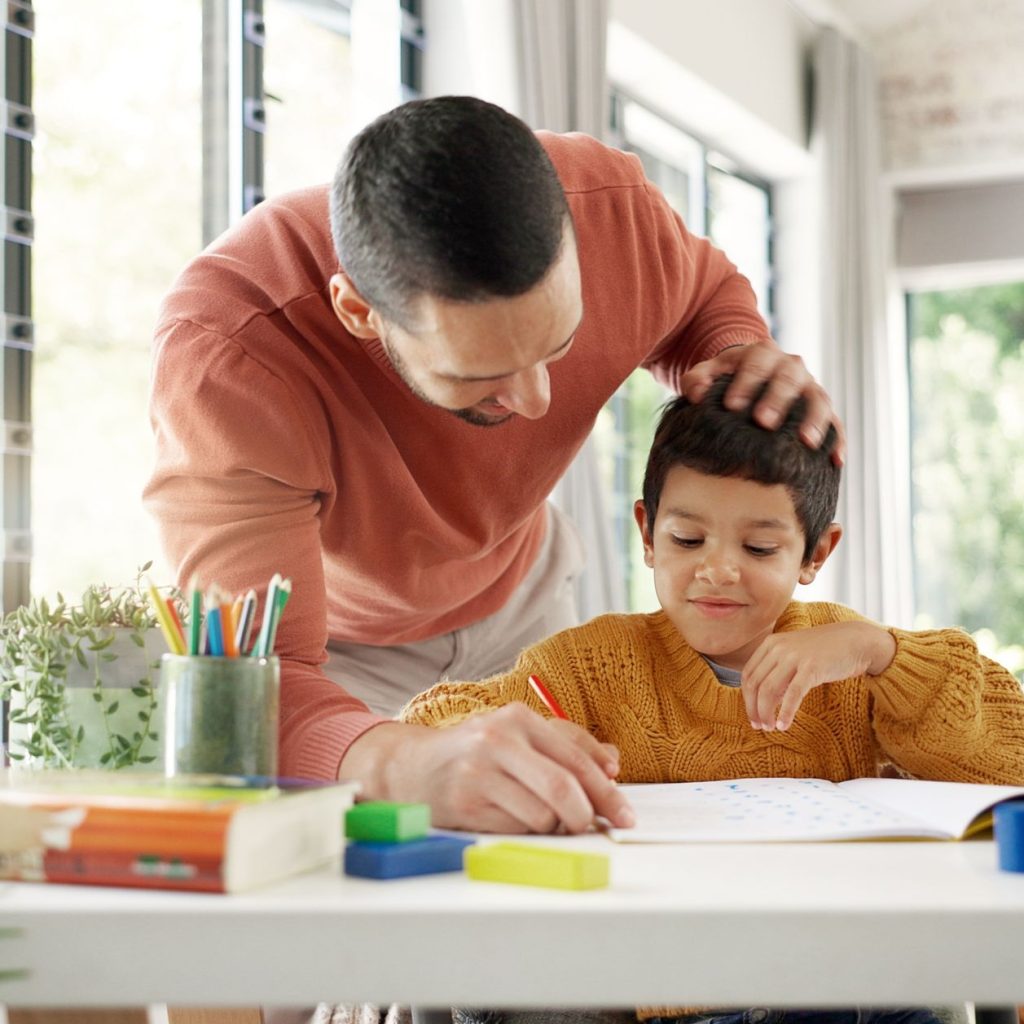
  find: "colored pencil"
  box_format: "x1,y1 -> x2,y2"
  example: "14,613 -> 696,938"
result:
235,589 -> 257,655
220,593 -> 239,658
188,578 -> 203,656
205,588 -> 225,657
165,601 -> 186,654
265,578 -> 292,656
252,574 -> 282,658
146,578 -> 185,656
527,674 -> 568,720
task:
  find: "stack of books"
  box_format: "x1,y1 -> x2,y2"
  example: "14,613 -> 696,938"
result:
0,769 -> 357,893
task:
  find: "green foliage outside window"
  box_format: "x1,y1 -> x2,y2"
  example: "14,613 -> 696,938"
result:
909,282 -> 1024,681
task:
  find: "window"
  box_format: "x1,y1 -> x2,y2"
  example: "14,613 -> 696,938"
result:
907,281 -> 1024,680
596,94 -> 774,611
32,0 -> 203,599
707,162 -> 772,317
264,0 -> 354,198
23,1 -> 415,605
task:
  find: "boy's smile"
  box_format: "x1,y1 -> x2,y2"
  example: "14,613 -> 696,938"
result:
635,466 -> 829,671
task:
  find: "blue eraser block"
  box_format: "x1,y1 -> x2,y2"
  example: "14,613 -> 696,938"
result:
995,800 -> 1024,872
344,834 -> 476,879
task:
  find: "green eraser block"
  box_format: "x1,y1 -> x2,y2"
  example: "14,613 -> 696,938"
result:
345,801 -> 431,842
465,842 -> 609,891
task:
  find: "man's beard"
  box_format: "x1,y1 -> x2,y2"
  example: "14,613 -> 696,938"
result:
380,334 -> 514,428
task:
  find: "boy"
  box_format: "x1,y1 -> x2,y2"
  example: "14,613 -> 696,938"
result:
401,375 -> 1024,1024
402,375 -> 1024,790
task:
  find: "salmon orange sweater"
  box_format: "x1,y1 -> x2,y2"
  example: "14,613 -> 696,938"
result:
145,132 -> 771,780
401,602 -> 1024,786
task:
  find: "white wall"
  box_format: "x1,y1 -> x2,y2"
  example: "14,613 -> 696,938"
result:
608,0 -> 815,180
421,0 -> 520,115
424,0 -> 817,182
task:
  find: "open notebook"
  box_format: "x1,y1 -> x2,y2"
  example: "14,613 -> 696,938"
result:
605,777 -> 1024,843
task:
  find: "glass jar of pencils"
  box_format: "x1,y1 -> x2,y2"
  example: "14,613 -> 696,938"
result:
159,654 -> 280,779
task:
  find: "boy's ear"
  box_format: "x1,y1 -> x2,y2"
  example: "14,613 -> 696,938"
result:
633,500 -> 655,568
798,523 -> 842,585
329,272 -> 380,339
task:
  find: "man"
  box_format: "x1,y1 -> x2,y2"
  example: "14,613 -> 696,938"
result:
145,95 -> 842,834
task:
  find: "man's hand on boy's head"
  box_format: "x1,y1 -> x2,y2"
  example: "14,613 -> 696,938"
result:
740,622 -> 897,731
679,342 -> 846,466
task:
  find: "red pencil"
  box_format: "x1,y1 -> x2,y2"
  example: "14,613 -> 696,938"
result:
528,673 -> 568,720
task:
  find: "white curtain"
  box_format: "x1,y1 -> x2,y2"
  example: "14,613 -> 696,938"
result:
515,0 -> 609,137
512,0 -> 626,620
815,28 -> 914,627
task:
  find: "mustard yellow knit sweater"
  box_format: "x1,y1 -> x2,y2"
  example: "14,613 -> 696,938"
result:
402,601 -> 1024,786
402,601 -> 1024,1022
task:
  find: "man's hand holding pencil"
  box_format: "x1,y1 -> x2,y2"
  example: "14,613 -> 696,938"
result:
341,699 -> 635,835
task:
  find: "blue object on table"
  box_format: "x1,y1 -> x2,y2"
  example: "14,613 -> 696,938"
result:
994,800 -> 1024,872
344,834 -> 475,879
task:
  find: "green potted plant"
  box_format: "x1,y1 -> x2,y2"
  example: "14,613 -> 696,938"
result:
0,564 -> 177,770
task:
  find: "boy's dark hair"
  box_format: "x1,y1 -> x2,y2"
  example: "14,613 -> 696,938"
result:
641,374 -> 841,562
330,96 -> 571,326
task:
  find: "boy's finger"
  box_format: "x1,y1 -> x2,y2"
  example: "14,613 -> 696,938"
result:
743,646 -> 786,728
776,678 -> 809,731
742,639 -> 770,680
757,666 -> 794,730
740,669 -> 764,728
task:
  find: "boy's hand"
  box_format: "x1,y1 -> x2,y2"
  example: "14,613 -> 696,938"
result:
741,622 -> 896,731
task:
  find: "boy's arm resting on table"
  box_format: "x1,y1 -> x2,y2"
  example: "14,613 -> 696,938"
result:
868,626 -> 1024,785
400,673 -> 530,727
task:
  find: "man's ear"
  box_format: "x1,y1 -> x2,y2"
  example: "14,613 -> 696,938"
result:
633,500 -> 655,568
329,272 -> 379,339
798,523 -> 843,585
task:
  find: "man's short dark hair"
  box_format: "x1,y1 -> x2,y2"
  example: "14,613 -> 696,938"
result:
330,96 -> 570,325
641,375 -> 841,562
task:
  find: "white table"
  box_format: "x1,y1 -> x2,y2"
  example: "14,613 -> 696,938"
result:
2,834 -> 1024,1008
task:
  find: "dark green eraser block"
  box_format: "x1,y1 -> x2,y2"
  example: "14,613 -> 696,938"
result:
345,801 -> 431,842
465,842 -> 610,890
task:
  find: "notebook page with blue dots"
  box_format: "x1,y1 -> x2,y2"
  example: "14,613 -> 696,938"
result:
605,777 -> 1024,843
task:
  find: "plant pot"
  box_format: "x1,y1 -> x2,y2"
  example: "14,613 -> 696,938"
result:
7,628 -> 163,770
